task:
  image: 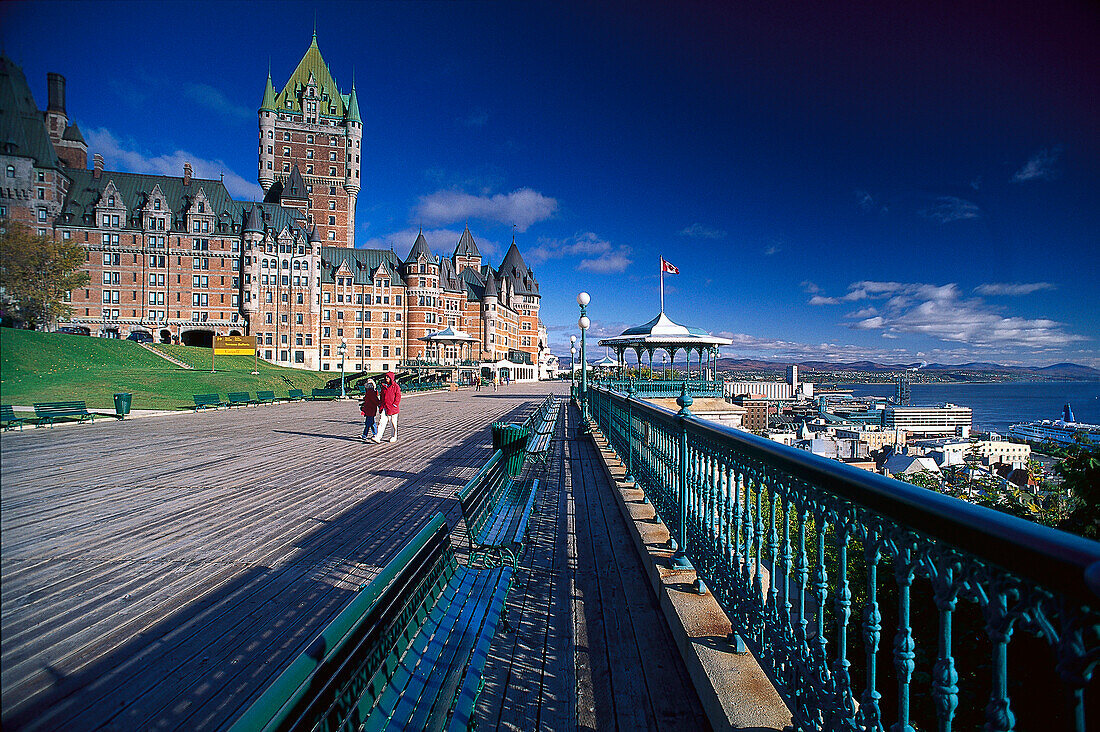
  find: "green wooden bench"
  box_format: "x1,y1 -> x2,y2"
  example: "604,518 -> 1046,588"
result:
287,388 -> 305,401
192,393 -> 225,410
458,450 -> 539,569
310,387 -> 341,400
255,390 -> 277,404
227,392 -> 256,408
1,405 -> 28,431
33,401 -> 94,428
526,397 -> 559,464
229,512 -> 511,732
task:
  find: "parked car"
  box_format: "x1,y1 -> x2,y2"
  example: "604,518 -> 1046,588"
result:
126,331 -> 153,343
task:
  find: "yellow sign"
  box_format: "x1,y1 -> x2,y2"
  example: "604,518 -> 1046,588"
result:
213,335 -> 257,356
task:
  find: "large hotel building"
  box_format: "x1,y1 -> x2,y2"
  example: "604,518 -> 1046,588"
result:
0,37 -> 548,378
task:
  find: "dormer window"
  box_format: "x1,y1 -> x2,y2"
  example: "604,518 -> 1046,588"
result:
198,202 -> 205,213
154,200 -> 161,210
108,196 -> 115,207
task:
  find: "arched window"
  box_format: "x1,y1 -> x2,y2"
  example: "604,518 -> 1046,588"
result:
6,165 -> 15,178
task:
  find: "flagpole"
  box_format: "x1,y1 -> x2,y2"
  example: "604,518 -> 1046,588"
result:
660,256 -> 665,313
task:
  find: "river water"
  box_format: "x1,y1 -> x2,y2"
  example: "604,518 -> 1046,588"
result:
832,381 -> 1100,434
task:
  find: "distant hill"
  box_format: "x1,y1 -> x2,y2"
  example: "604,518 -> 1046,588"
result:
712,357 -> 1100,381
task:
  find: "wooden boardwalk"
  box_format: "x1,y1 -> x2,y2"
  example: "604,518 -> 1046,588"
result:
1,383 -> 706,730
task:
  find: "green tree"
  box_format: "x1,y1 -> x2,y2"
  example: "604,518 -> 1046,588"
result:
1056,443 -> 1100,539
0,219 -> 89,329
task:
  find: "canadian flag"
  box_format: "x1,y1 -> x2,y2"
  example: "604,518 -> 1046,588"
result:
661,258 -> 679,275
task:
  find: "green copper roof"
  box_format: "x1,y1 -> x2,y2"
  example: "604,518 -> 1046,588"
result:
260,73 -> 276,111
273,35 -> 346,118
320,247 -> 401,285
346,85 -> 361,124
0,55 -> 62,170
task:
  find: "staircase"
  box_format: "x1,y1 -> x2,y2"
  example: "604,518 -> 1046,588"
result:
139,342 -> 193,369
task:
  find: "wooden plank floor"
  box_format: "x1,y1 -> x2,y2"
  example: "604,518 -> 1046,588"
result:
1,384 -> 557,731
2,384 -> 708,731
475,402 -> 709,731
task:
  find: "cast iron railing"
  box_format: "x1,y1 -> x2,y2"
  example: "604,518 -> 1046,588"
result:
594,378 -> 723,398
585,384 -> 1100,732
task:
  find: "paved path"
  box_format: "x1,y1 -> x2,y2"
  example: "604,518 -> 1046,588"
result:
2,382 -> 707,730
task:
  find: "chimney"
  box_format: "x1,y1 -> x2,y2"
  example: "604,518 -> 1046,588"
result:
93,153 -> 103,178
47,73 -> 67,114
183,162 -> 192,186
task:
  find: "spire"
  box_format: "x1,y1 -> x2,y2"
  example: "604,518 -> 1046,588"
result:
260,70 -> 276,111
346,83 -> 361,124
309,225 -> 322,243
483,268 -> 499,299
498,238 -> 538,296
454,224 -> 480,258
282,165 -> 308,200
404,229 -> 432,264
243,205 -> 264,234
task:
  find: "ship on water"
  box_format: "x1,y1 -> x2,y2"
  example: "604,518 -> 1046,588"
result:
1008,403 -> 1100,447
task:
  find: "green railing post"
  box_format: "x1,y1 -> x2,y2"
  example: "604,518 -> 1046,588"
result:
671,384 -> 693,570
624,379 -> 636,485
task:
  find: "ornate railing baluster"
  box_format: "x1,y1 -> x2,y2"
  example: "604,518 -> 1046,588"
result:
930,553 -> 960,732
767,476 -> 780,627
894,541 -> 917,732
858,533 -> 884,732
831,515 -> 855,724
812,507 -> 831,717
984,587 -> 1016,732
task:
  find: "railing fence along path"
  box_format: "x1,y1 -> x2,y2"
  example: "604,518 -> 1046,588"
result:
593,378 -> 723,398
584,384 -> 1100,732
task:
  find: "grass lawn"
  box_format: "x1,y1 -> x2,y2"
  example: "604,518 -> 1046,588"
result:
0,328 -> 333,410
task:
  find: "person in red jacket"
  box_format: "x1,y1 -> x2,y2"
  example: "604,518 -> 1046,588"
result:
359,381 -> 380,442
374,371 -> 402,443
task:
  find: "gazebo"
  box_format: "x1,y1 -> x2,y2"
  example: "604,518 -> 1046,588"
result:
417,326 -> 479,365
597,312 -> 731,379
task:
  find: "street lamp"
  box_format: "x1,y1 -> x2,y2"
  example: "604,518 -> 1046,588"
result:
337,338 -> 347,398
577,292 -> 590,425
570,335 -> 577,391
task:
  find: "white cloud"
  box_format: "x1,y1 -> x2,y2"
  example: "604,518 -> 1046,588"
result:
578,252 -> 633,273
763,244 -> 782,256
919,196 -> 981,223
810,280 -> 1085,349
679,223 -> 727,239
414,188 -> 557,232
974,282 -> 1056,296
182,83 -> 253,121
529,232 -> 632,273
800,281 -> 821,294
1013,147 -> 1061,182
360,227 -> 500,259
84,127 -> 262,200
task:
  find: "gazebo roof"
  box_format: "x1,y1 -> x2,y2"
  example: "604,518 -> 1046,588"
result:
598,312 -> 732,350
594,355 -> 618,367
418,326 -> 478,343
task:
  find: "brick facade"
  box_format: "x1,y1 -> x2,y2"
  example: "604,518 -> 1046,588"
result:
2,38 -> 549,378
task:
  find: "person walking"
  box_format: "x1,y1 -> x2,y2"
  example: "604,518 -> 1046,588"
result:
374,371 -> 402,442
475,375 -> 482,391
359,380 -> 379,442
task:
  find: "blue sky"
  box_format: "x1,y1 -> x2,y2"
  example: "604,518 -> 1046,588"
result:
4,1 -> 1098,366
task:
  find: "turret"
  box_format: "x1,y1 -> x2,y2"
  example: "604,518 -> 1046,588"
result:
343,83 -> 363,247
258,72 -> 277,192
240,206 -> 266,319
